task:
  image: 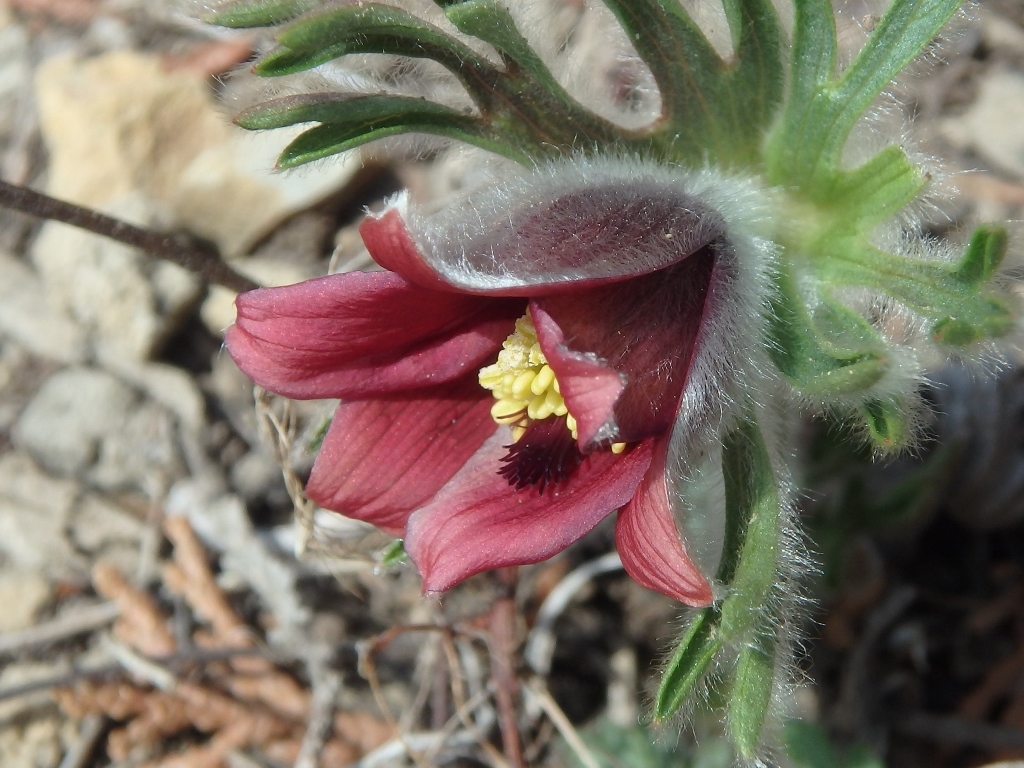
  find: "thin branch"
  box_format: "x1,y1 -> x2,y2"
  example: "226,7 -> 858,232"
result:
0,646 -> 273,703
523,680 -> 601,768
0,602 -> 120,656
57,714 -> 107,768
0,179 -> 259,293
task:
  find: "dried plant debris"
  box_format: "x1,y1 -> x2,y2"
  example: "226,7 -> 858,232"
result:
53,517 -> 393,768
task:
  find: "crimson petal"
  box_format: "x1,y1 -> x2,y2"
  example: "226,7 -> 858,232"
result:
405,436 -> 655,592
360,175 -> 722,296
306,377 -> 496,536
615,439 -> 714,606
226,271 -> 518,399
532,253 -> 715,449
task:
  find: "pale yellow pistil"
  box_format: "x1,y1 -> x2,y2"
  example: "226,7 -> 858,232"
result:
478,312 -> 626,454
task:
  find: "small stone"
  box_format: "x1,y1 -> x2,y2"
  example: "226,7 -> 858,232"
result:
88,401 -> 182,492
30,195 -> 201,361
0,569 -> 52,633
940,69 -> 1024,181
35,50 -> 360,258
13,367 -> 137,478
0,251 -> 88,364
230,449 -> 286,504
0,453 -> 85,578
97,352 -> 207,433
0,715 -> 64,768
71,494 -> 147,552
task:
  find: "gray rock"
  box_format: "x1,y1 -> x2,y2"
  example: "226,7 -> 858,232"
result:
940,69 -> 1024,182
0,251 -> 88,364
30,195 -> 202,362
70,493 -> 148,552
13,367 -> 137,478
0,569 -> 52,633
96,352 -> 207,433
0,452 -> 85,578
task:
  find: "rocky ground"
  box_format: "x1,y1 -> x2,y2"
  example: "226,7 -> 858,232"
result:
0,1 -> 1023,767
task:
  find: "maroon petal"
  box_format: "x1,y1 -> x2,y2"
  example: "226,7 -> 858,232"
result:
358,208 -> 457,292
306,377 -> 496,536
226,271 -> 518,399
615,440 -> 714,606
360,175 -> 723,296
532,252 -> 715,449
405,436 -> 655,592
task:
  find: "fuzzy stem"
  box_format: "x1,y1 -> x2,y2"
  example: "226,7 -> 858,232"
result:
0,180 -> 259,293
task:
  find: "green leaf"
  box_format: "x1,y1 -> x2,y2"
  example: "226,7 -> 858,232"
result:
377,540 -> 408,570
235,92 -> 526,163
809,237 -> 1014,345
823,146 -> 926,228
236,92 -> 478,130
768,270 -> 887,397
654,609 -> 723,721
206,0 -> 317,28
275,118 -> 521,167
784,720 -> 841,768
256,4 -> 499,91
598,0 -> 782,166
861,397 -> 912,452
768,0 -> 962,189
846,745 -> 885,768
728,632 -> 777,760
717,416 -> 781,641
655,413 -> 786,736
954,225 -> 1008,286
442,0 -> 562,91
718,0 -> 785,159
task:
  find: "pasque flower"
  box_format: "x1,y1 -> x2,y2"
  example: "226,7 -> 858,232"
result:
226,159 -> 774,606
212,0 -> 1019,755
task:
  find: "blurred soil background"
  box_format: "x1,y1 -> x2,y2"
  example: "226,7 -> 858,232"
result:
0,1 -> 1022,767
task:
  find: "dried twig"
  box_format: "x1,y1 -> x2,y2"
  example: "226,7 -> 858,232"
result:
0,180 -> 258,292
523,680 -> 601,768
93,562 -> 176,657
55,518 -> 392,767
57,713 -> 107,768
490,568 -> 524,768
0,602 -> 120,656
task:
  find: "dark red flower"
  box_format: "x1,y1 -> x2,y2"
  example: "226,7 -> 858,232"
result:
226,159 -> 773,605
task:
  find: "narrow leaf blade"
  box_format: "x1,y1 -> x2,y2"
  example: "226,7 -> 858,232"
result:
654,609 -> 723,721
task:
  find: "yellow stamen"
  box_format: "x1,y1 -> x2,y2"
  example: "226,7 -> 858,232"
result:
478,310 -> 629,457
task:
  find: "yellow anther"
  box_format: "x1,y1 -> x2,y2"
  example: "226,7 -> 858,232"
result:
511,370 -> 537,400
479,310 -> 629,459
531,364 -> 555,396
491,399 -> 525,422
528,394 -> 554,421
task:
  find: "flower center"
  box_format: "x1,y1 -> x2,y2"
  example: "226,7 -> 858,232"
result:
479,311 -> 625,491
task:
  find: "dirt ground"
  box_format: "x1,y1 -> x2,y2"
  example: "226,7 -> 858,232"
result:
0,1 -> 1022,767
